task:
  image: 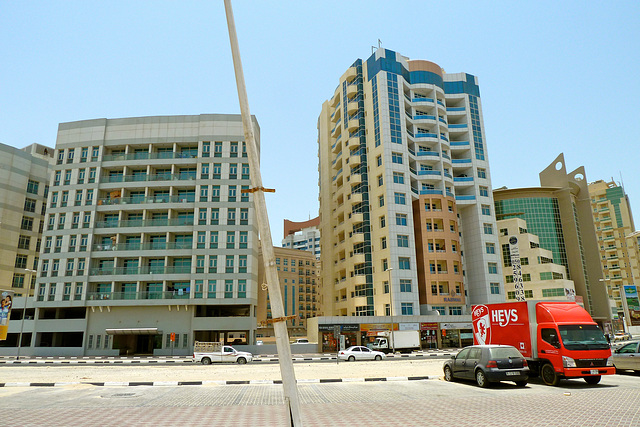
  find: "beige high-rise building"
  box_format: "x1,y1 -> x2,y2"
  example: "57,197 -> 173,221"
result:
494,154 -> 610,322
497,217 -> 576,301
588,180 -> 639,330
318,48 -> 503,320
257,246 -> 320,338
0,143 -> 53,299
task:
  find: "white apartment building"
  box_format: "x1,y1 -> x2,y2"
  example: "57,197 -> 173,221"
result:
3,115 -> 260,357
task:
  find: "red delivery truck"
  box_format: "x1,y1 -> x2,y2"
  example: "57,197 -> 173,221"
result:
472,301 -> 614,385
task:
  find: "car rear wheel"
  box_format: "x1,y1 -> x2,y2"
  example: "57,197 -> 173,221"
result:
348,355 -> 355,362
444,366 -> 453,382
237,357 -> 247,365
584,375 -> 601,385
375,355 -> 382,361
201,357 -> 212,365
541,363 -> 559,386
515,380 -> 527,387
475,370 -> 489,388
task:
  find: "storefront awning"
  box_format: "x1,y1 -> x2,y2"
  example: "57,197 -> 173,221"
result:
105,328 -> 161,335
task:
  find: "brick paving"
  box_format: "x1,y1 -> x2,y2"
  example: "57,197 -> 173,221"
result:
1,375 -> 639,426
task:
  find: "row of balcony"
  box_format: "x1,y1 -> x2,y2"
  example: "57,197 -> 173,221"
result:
97,195 -> 196,206
102,151 -> 199,162
100,173 -> 202,183
94,218 -> 195,228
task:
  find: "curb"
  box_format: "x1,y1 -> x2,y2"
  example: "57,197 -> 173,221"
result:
0,375 -> 437,388
0,352 -> 455,365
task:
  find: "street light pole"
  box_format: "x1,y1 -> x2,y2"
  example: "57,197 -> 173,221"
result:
600,278 -> 631,332
17,269 -> 36,360
385,268 -> 394,354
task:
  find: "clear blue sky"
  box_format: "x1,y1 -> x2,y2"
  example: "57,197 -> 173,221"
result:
2,1 -> 639,242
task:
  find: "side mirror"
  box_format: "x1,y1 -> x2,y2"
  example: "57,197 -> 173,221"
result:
451,355 -> 456,360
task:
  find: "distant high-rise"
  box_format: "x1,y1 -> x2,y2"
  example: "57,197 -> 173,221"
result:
0,143 -> 53,298
318,48 -> 503,318
588,179 -> 639,328
282,217 -> 321,259
494,154 -> 610,322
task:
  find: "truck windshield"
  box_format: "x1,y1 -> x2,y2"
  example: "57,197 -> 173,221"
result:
558,325 -> 610,350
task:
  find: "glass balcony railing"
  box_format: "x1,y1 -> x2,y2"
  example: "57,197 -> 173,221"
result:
102,151 -> 198,162
86,290 -> 194,301
97,194 -> 196,206
89,265 -> 193,276
101,173 -> 197,183
92,241 -> 193,251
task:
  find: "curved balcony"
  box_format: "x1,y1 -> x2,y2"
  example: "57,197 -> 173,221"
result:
346,83 -> 358,97
351,253 -> 366,265
349,153 -> 362,166
347,119 -> 360,132
349,193 -> 363,205
350,212 -> 364,224
344,66 -> 358,82
452,158 -> 472,167
351,232 -> 365,244
352,275 -> 367,286
450,141 -> 470,150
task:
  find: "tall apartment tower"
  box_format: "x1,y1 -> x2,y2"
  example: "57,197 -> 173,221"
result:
31,115 -> 259,355
0,143 -> 53,297
588,180 -> 639,325
318,48 -> 503,318
282,217 -> 321,259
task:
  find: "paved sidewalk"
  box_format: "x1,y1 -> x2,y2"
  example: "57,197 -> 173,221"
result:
0,349 -> 458,365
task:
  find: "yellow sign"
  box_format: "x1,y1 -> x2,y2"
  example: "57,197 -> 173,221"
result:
0,290 -> 14,341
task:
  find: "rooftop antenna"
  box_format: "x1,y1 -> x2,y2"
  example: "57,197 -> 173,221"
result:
224,2 -> 302,425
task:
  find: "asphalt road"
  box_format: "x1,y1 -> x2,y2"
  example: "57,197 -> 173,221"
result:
1,361 -> 639,426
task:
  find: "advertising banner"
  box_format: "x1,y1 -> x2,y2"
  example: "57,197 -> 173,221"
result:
623,285 -> 640,311
472,302 -> 532,357
509,236 -> 525,301
0,290 -> 15,340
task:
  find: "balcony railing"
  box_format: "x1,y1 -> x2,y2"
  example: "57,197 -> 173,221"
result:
94,218 -> 194,228
92,241 -> 193,251
101,173 -> 197,183
102,151 -> 198,162
97,195 -> 196,206
87,291 -> 195,301
89,265 -> 193,276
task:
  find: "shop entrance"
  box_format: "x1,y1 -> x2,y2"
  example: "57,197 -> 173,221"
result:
107,328 -> 162,355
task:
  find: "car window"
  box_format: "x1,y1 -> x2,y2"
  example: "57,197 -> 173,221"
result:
468,348 -> 482,359
361,347 -> 370,352
351,347 -> 360,352
490,347 -> 522,359
223,346 -> 234,353
541,328 -> 560,348
619,343 -> 639,354
456,348 -> 471,359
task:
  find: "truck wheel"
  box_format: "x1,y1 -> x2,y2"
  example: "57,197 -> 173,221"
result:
201,357 -> 212,365
375,355 -> 382,361
236,357 -> 247,365
475,370 -> 489,388
348,356 -> 355,362
444,366 -> 454,382
541,364 -> 559,386
584,376 -> 601,385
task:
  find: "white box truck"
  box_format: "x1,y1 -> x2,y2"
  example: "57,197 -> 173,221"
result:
371,330 -> 421,354
193,341 -> 253,365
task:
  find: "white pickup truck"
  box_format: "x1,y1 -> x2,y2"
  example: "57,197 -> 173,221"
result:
193,341 -> 253,365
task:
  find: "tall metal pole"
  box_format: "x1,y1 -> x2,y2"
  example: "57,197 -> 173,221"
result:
223,2 -> 303,425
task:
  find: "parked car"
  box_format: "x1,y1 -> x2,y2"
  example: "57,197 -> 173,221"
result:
338,346 -> 386,361
292,338 -> 309,344
612,341 -> 640,373
613,333 -> 633,342
443,345 -> 529,388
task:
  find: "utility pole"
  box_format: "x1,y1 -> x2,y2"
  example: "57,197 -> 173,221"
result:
223,2 -> 303,425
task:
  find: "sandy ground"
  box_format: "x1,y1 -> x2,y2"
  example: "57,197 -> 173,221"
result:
0,359 -> 445,383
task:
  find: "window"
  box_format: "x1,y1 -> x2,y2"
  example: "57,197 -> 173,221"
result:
490,283 -> 500,295
477,168 -> 487,179
227,208 -> 236,225
376,155 -> 382,167
241,164 -> 250,179
88,168 -> 96,183
64,170 -> 71,185
377,175 -> 383,187
401,303 -> 413,315
378,195 -> 384,207
224,280 -> 234,298
18,235 -> 30,250
238,255 -> 247,273
542,288 -> 565,297
26,180 -> 39,194
488,262 -> 498,274
229,163 -> 238,179
393,172 -> 404,184
398,257 -> 410,270
24,198 -> 37,213
380,216 -> 386,228
230,142 -> 238,157
238,280 -> 247,298
400,279 -> 412,292
214,142 -> 223,157
391,152 -> 403,164
479,186 -> 489,197
21,216 -> 33,231
239,231 -> 248,249
483,223 -> 493,234
91,146 -> 99,161
77,169 -> 85,184
481,204 -> 491,216
228,185 -> 237,202
397,235 -> 409,248
394,192 -> 406,205
14,255 -> 28,269
485,243 -> 495,254
225,255 -> 234,273
226,231 -> 236,249
381,237 -> 387,250
211,208 -> 219,225
395,214 -> 407,226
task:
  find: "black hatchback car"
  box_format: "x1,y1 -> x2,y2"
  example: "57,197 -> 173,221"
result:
443,345 -> 529,387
